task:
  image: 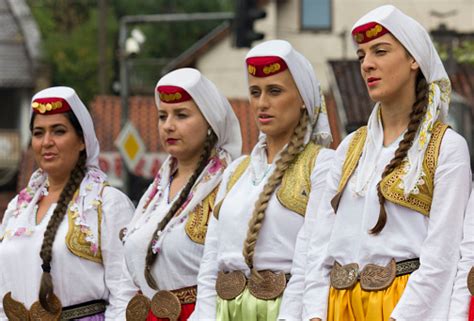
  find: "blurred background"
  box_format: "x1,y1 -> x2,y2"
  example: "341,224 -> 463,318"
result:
0,0 -> 473,210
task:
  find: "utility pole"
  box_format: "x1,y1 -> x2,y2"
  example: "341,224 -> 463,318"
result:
98,0 -> 107,94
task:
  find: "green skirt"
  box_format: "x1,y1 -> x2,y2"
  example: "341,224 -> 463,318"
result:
216,288 -> 282,321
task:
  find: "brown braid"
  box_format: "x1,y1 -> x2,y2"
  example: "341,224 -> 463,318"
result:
39,152 -> 87,313
370,74 -> 428,234
242,111 -> 309,278
144,131 -> 218,289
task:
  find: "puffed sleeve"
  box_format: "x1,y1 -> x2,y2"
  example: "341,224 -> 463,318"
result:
449,194 -> 474,320
278,148 -> 335,321
391,130 -> 472,320
303,134 -> 353,321
99,187 -> 135,320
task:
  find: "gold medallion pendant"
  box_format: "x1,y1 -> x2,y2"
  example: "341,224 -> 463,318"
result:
248,270 -> 286,300
215,271 -> 247,300
150,291 -> 181,321
126,293 -> 151,321
330,262 -> 359,290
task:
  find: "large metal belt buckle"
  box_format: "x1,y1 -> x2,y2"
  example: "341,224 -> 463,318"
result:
468,267 -> 474,296
248,270 -> 286,300
151,290 -> 181,321
330,262 -> 359,290
29,293 -> 62,321
3,292 -> 31,321
360,259 -> 396,291
215,271 -> 247,300
126,293 -> 151,321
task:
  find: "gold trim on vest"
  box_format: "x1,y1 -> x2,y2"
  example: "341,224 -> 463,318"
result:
185,187 -> 218,244
276,142 -> 321,216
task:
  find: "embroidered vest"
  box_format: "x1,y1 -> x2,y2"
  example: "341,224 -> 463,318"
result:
214,142 -> 322,219
66,187 -> 105,264
184,187 -> 218,244
332,121 -> 448,216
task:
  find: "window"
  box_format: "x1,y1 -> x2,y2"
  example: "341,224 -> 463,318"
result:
300,0 -> 332,31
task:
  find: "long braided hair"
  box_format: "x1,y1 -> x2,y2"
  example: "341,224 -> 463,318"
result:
30,111 -> 88,313
242,110 -> 309,277
370,72 -> 429,234
144,131 -> 218,289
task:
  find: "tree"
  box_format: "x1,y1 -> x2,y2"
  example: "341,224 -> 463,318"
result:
28,0 -> 233,103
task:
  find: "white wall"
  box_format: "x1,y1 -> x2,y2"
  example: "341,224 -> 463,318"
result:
196,0 -> 474,98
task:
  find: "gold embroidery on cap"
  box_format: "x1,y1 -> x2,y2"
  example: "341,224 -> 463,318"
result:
263,63 -> 281,75
248,64 -> 256,75
365,24 -> 383,39
353,33 -> 364,43
31,101 -> 63,114
160,92 -> 183,102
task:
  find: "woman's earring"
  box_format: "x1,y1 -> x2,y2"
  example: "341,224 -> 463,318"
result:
207,128 -> 212,136
301,104 -> 306,110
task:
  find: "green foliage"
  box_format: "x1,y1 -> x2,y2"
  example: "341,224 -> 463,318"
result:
28,0 -> 233,103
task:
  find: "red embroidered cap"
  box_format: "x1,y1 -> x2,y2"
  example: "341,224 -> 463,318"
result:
246,56 -> 288,77
352,22 -> 390,44
31,97 -> 72,115
156,85 -> 192,103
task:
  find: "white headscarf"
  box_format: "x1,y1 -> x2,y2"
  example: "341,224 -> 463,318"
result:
351,5 -> 451,196
125,68 -> 241,251
0,87 -> 106,255
154,68 -> 242,160
245,39 -> 332,147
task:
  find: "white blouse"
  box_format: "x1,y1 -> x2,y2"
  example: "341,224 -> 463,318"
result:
0,186 -> 135,321
121,185 -> 212,299
190,142 -> 334,321
303,129 -> 471,321
449,193 -> 474,320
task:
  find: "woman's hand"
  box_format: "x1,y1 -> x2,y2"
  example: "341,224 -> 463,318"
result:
310,319 -> 322,321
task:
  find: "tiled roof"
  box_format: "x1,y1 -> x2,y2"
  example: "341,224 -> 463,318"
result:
0,0 -> 40,87
329,60 -> 474,133
90,95 -> 259,155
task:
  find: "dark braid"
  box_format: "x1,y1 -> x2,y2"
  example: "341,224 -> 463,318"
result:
39,152 -> 87,313
242,111 -> 309,279
144,131 -> 218,289
370,74 -> 428,234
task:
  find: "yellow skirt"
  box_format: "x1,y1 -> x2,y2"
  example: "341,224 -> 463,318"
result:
328,274 -> 409,321
216,288 -> 282,321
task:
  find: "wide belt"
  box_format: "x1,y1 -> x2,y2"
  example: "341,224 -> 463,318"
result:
126,285 -> 197,321
215,270 -> 291,301
330,258 -> 420,291
2,292 -> 107,321
61,299 -> 107,319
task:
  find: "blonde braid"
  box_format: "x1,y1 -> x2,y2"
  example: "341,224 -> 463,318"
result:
242,112 -> 309,277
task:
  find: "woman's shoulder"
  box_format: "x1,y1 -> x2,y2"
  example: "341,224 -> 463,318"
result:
438,127 -> 470,162
101,185 -> 135,209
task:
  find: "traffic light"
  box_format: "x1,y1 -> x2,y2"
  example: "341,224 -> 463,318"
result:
234,0 -> 266,48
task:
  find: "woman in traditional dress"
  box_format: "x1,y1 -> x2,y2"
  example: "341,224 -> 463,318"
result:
190,39 -> 334,321
303,5 -> 471,321
120,68 -> 241,321
0,86 -> 135,320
